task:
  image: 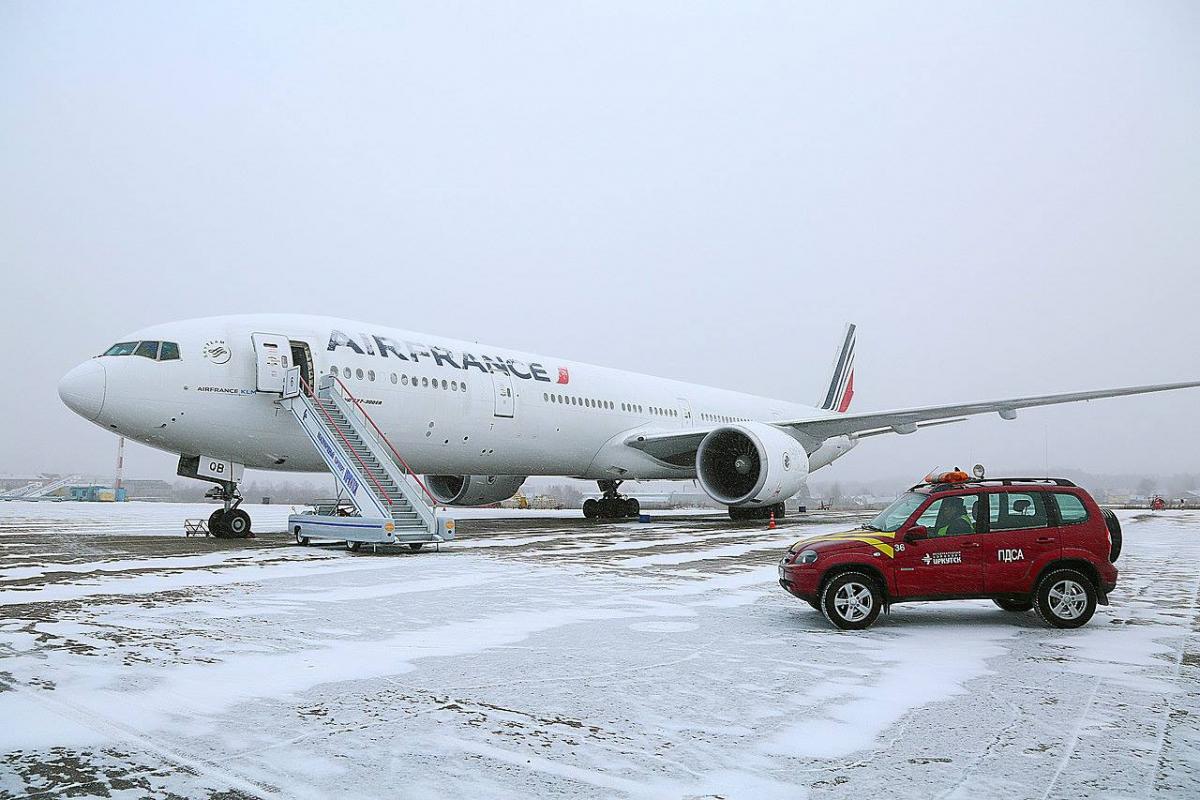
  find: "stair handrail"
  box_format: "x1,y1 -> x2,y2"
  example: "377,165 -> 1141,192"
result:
321,374 -> 442,508
299,377 -> 396,514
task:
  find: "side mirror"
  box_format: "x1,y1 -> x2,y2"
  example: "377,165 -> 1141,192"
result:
904,525 -> 929,543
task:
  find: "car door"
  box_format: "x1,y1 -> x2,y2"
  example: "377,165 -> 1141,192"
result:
894,493 -> 986,597
981,489 -> 1061,594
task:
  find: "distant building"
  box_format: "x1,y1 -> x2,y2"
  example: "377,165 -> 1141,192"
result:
67,485 -> 127,502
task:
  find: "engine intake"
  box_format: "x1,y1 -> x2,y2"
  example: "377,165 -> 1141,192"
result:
424,474 -> 527,506
696,422 -> 809,506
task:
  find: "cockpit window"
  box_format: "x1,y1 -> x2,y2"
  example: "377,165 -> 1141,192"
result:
102,340 -> 181,360
103,342 -> 139,357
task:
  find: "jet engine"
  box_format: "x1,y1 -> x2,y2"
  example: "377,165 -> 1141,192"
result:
696,422 -> 809,506
424,474 -> 527,506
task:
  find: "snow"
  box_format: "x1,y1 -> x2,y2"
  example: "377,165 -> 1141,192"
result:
1,504 -> 1198,798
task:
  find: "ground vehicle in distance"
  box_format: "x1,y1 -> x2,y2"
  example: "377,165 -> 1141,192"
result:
778,475 -> 1121,630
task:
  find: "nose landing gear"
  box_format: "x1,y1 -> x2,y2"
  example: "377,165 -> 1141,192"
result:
179,455 -> 253,539
583,480 -> 641,520
205,483 -> 254,539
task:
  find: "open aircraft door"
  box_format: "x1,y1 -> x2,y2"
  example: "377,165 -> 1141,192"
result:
491,370 -> 515,418
252,333 -> 291,393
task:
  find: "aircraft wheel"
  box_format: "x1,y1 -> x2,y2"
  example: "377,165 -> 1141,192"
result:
208,509 -> 228,538
625,498 -> 640,518
224,509 -> 252,538
583,498 -> 599,519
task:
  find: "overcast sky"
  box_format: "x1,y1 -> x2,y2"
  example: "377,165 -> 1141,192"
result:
2,1 -> 1198,487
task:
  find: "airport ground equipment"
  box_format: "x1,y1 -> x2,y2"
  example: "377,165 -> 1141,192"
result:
778,473 -> 1120,630
281,371 -> 453,551
0,475 -> 80,501
184,518 -> 211,537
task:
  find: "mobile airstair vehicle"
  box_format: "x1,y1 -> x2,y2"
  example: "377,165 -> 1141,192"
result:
279,366 -> 454,552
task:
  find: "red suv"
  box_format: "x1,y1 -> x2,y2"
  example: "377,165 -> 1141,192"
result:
778,477 -> 1121,630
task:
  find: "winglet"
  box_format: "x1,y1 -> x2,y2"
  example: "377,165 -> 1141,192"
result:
819,323 -> 856,413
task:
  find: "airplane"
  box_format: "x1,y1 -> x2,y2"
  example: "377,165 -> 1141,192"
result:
57,314 -> 1200,536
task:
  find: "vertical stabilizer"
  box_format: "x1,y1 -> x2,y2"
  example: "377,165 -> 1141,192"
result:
818,323 -> 856,413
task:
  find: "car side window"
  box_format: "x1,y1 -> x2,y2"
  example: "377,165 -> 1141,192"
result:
917,495 -> 980,537
1053,493 -> 1089,525
989,492 -> 1050,531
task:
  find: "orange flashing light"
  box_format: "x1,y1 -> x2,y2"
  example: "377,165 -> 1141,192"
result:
924,468 -> 971,484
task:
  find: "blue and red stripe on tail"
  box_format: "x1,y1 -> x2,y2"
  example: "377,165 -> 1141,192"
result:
819,323 -> 856,413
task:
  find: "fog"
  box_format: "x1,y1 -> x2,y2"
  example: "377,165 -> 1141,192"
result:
2,2 -> 1198,488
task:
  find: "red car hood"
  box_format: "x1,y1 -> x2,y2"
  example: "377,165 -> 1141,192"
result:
788,527 -> 901,558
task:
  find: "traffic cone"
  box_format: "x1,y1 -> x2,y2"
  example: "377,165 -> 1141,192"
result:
768,511 -> 776,530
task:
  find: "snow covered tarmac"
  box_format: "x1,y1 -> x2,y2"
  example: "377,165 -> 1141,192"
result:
0,505 -> 1197,799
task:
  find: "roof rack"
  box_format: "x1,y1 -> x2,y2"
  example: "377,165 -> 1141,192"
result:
909,477 -> 1078,491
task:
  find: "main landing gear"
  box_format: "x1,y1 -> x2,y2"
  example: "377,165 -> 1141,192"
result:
728,503 -> 785,521
583,480 -> 641,520
206,482 -> 253,539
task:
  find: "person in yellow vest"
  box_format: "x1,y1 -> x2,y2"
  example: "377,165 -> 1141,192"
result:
932,496 -> 975,537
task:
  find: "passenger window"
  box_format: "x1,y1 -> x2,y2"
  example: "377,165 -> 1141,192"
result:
330,366 -> 339,376
355,369 -> 364,380
367,370 -> 375,382
343,367 -> 351,379
158,342 -> 180,361
988,492 -> 1050,531
135,341 -> 160,359
917,495 -> 979,537
1054,493 -> 1089,525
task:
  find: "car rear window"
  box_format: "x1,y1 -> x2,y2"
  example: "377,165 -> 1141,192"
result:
1053,493 -> 1089,525
989,491 -> 1050,531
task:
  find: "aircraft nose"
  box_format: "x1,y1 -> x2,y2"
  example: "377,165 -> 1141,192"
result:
58,360 -> 106,421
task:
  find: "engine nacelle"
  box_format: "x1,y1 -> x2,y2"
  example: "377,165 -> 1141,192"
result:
696,422 -> 809,506
424,474 -> 527,506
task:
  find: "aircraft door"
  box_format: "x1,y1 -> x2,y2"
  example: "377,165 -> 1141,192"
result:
491,370 -> 515,418
251,333 -> 291,393
677,397 -> 694,427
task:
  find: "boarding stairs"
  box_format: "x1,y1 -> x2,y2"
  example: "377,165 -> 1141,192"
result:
24,475 -> 78,499
279,371 -> 452,549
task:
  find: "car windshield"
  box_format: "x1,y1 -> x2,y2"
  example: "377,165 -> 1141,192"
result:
866,492 -> 926,532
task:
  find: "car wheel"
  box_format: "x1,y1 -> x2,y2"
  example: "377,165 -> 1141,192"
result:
294,527 -> 310,546
820,571 -> 882,630
345,540 -> 362,553
407,543 -> 423,552
1034,568 -> 1097,629
993,598 -> 1033,612
1101,508 -> 1122,562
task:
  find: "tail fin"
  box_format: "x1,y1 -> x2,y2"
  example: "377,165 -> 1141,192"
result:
818,323 -> 856,413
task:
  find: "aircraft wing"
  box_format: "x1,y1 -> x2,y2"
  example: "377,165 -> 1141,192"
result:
777,379 -> 1200,440
624,379 -> 1200,463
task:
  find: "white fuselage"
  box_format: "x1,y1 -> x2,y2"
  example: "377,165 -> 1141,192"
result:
58,314 -> 847,481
